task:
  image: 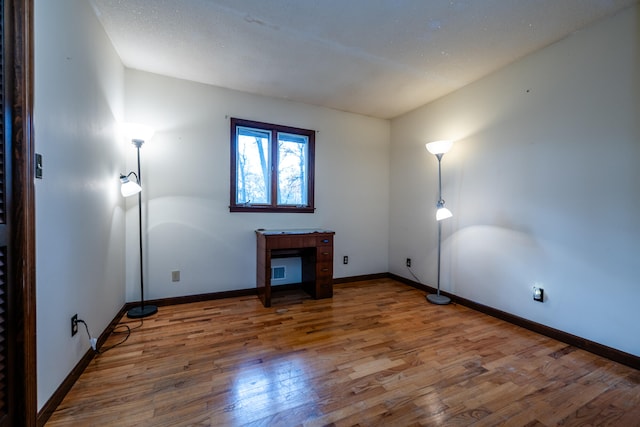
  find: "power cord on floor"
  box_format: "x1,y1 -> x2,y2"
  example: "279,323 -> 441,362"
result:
76,318 -> 143,354
75,319 -> 98,351
407,264 -> 456,305
97,323 -> 133,353
406,264 -> 423,284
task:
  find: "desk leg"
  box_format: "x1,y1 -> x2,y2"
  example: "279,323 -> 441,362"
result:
256,244 -> 271,307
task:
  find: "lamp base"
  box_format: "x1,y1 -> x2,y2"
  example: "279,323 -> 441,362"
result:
426,294 -> 451,305
127,304 -> 158,319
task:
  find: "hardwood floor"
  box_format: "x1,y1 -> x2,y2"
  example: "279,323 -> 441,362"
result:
46,279 -> 640,426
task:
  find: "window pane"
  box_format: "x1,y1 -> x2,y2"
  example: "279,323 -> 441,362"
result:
230,117 -> 315,213
277,132 -> 308,206
236,126 -> 271,204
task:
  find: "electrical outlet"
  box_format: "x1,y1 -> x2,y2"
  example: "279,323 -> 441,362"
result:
171,270 -> 180,282
71,314 -> 78,336
343,256 -> 348,264
35,153 -> 43,179
406,258 -> 411,268
533,287 -> 544,302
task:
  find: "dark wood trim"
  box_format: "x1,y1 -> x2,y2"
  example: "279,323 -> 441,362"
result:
42,282 -> 640,426
229,117 -> 315,213
389,273 -> 640,370
128,284 -> 318,310
36,306 -> 128,426
125,276 -> 393,310
333,272 -> 390,284
389,273 -> 436,293
95,306 -> 130,352
8,0 -> 36,425
39,272 -> 639,422
128,288 -> 259,309
452,294 -> 640,370
134,276 -> 394,310
36,351 -> 94,427
229,205 -> 315,213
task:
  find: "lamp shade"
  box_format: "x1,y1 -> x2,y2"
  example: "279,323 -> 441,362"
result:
425,140 -> 453,155
436,206 -> 453,221
120,175 -> 142,197
122,122 -> 155,142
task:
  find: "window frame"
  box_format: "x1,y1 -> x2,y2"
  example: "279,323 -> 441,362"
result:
230,118 -> 315,213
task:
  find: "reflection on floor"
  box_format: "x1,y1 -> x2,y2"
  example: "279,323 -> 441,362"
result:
46,279 -> 640,426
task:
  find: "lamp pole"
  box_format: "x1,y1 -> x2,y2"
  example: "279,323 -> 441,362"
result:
426,146 -> 452,305
127,139 -> 158,318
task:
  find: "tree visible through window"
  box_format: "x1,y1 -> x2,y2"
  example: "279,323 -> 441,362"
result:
230,118 -> 315,213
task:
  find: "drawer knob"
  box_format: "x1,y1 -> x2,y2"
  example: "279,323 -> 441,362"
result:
321,268 -> 329,272
322,252 -> 330,255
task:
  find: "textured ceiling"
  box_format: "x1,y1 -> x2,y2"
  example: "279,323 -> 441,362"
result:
89,0 -> 637,119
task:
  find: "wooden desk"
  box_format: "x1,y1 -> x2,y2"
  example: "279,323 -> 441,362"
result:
256,229 -> 335,307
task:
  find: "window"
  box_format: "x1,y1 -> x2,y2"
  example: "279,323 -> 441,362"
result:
230,118 -> 315,213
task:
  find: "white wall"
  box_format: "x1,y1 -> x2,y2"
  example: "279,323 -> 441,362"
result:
123,70 -> 390,301
34,0 -> 125,409
390,4 -> 640,356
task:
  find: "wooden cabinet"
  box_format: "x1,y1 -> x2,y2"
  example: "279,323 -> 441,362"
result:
314,235 -> 334,298
256,229 -> 335,307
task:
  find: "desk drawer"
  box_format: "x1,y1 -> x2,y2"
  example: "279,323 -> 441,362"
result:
316,262 -> 333,279
316,265 -> 333,298
317,248 -> 333,262
316,235 -> 333,247
316,280 -> 333,298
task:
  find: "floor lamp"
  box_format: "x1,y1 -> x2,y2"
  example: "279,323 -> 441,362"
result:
120,124 -> 158,318
425,140 -> 453,305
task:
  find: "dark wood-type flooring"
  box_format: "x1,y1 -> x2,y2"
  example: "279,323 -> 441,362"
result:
46,279 -> 640,426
